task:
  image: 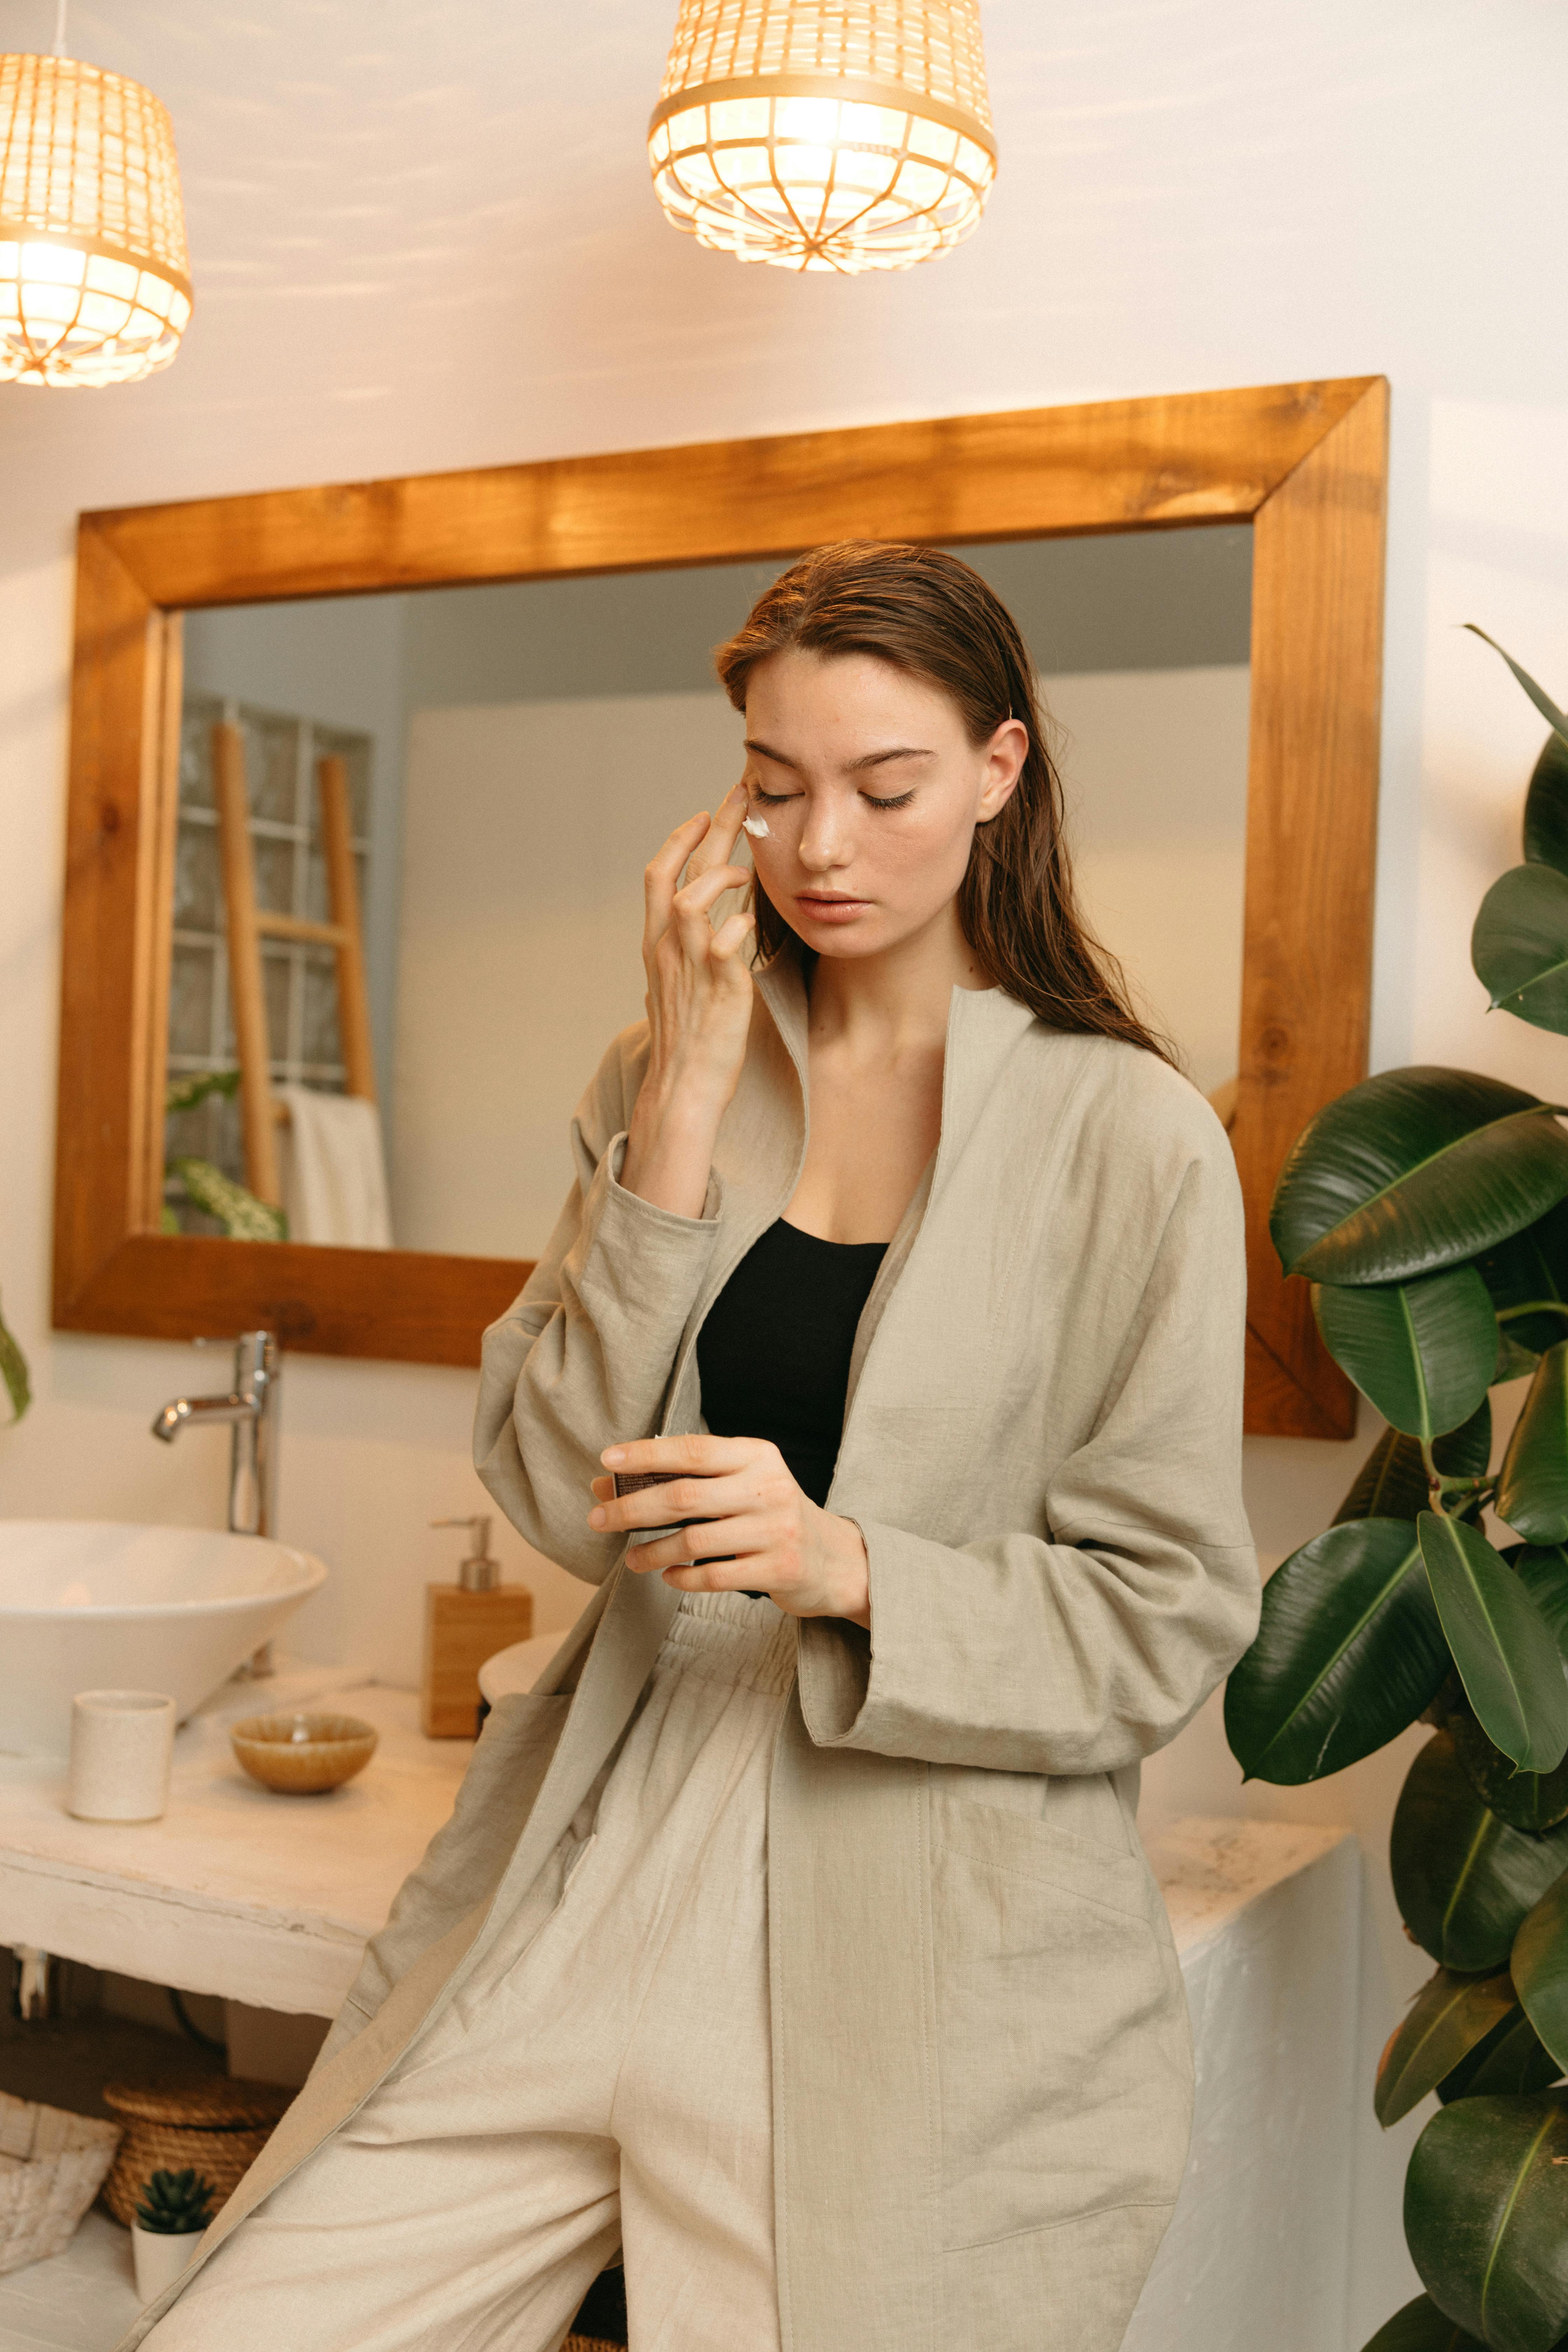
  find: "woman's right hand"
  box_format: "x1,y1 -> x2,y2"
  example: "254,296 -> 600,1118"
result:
619,784 -> 755,1219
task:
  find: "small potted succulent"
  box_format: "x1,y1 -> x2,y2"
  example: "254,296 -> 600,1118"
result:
131,2166 -> 217,2303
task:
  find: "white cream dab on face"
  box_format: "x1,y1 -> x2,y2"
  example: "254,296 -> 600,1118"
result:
741,813 -> 770,839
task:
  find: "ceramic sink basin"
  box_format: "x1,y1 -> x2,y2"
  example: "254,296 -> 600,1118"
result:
0,1521 -> 328,1760
477,1632 -> 568,1707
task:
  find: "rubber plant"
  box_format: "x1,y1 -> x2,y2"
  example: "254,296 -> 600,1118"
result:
1226,633 -> 1568,2352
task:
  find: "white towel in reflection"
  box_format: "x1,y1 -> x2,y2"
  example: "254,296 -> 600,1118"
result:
276,1086 -> 394,1249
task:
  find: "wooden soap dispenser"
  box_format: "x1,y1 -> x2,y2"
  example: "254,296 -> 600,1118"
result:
421,1515 -> 533,1737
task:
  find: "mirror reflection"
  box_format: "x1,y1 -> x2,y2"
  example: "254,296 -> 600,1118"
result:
164,528 -> 1251,1258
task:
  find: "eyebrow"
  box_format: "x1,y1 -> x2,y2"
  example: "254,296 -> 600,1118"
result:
743,738 -> 936,772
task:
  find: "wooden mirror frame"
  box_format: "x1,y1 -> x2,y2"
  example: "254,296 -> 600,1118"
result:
54,374 -> 1387,1438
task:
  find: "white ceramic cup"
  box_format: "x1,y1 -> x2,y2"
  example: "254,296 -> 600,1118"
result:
68,1689 -> 176,1822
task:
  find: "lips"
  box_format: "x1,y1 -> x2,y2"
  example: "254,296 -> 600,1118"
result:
796,892 -> 871,922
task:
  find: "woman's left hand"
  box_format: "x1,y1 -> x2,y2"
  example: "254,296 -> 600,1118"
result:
588,1435 -> 870,1629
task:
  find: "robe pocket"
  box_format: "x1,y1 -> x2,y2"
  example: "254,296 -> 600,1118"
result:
930,1790 -> 1191,2254
939,1788 -> 1156,1918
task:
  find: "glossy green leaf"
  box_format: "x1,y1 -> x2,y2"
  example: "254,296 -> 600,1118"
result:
1513,1872 -> 1568,2075
1440,1400 -> 1500,1480
1502,1331 -> 1550,1383
1474,865 -> 1568,1037
1225,1520 -> 1451,1784
1377,1967 -> 1518,2126
1438,2008 -> 1563,2105
1406,2089 -> 1568,2352
1449,1699 -> 1568,1835
1516,1547 -> 1568,1664
1420,1514 -> 1568,1771
1500,1348 -> 1568,1544
1336,1428 -> 1434,1524
1391,1734 -> 1568,1970
1466,628 -> 1568,749
1333,1408 -> 1493,1528
1314,1273 -> 1498,1440
1271,1067 -> 1568,1287
1479,1200 -> 1568,1361
1525,735 -> 1568,878
1361,2295 -> 1488,2352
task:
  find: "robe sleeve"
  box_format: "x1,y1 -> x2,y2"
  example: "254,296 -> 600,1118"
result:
474,1028 -> 724,1584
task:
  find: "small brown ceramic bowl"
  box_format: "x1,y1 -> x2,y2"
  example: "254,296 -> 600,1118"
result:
230,1711 -> 377,1795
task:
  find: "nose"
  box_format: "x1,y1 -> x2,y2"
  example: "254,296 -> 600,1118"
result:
797,793 -> 852,874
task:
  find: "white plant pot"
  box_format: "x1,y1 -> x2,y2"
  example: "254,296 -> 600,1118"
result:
131,2224 -> 201,2304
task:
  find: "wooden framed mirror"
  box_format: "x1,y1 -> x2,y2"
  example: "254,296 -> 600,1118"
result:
53,375 -> 1387,1438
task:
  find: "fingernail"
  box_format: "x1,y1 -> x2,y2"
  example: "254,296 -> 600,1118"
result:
589,1506 -> 607,1530
602,1446 -> 625,1465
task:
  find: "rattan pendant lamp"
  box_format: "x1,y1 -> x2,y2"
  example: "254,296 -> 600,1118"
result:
0,1 -> 191,387
649,0 -> 996,273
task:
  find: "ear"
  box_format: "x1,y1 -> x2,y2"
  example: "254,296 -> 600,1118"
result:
975,716 -> 1029,821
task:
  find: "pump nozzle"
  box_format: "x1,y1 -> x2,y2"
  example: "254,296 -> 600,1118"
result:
430,1514 -> 500,1593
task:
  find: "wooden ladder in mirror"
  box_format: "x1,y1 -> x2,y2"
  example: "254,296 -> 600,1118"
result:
211,719 -> 377,1209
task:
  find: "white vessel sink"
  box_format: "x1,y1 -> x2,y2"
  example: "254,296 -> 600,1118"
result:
0,1521 -> 328,1760
477,1632 -> 567,1707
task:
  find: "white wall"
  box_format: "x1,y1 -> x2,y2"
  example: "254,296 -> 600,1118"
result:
1055,665 -> 1250,1097
0,5 -> 1564,2338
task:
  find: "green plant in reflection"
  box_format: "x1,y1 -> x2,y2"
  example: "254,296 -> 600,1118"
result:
1226,635 -> 1568,2352
0,1287 -> 28,1425
161,1068 -> 287,1241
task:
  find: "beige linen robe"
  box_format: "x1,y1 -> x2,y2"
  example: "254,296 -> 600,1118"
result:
123,957 -> 1258,2352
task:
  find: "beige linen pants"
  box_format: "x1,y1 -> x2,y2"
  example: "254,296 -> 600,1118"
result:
144,1591 -> 796,2352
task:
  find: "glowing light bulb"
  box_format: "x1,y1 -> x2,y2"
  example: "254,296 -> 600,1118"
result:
0,52 -> 192,388
648,2 -> 996,275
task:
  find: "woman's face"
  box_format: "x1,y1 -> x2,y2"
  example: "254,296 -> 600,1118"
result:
742,648 -> 1026,962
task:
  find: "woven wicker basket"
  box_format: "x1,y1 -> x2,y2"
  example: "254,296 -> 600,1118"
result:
562,2339 -> 624,2351
100,2078 -> 292,2229
0,2090 -> 121,2275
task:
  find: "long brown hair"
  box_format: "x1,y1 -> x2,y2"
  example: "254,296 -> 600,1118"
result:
713,540 -> 1174,1064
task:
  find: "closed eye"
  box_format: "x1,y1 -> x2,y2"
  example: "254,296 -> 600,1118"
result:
752,786 -> 913,810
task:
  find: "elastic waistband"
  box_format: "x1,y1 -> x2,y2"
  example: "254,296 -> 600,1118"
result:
656,1588 -> 799,1695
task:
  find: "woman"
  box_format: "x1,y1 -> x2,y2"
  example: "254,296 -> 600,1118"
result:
132,543 -> 1258,2352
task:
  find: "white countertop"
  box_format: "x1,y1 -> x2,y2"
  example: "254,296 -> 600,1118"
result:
1141,1811 -> 1350,1954
0,1662 -> 472,2017
0,1650 -> 1348,2025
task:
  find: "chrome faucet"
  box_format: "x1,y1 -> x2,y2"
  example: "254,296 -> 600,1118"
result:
152,1330 -> 280,1538
153,1331 -> 281,1675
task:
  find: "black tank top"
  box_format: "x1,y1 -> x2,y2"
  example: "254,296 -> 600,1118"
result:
696,1219 -> 888,1507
